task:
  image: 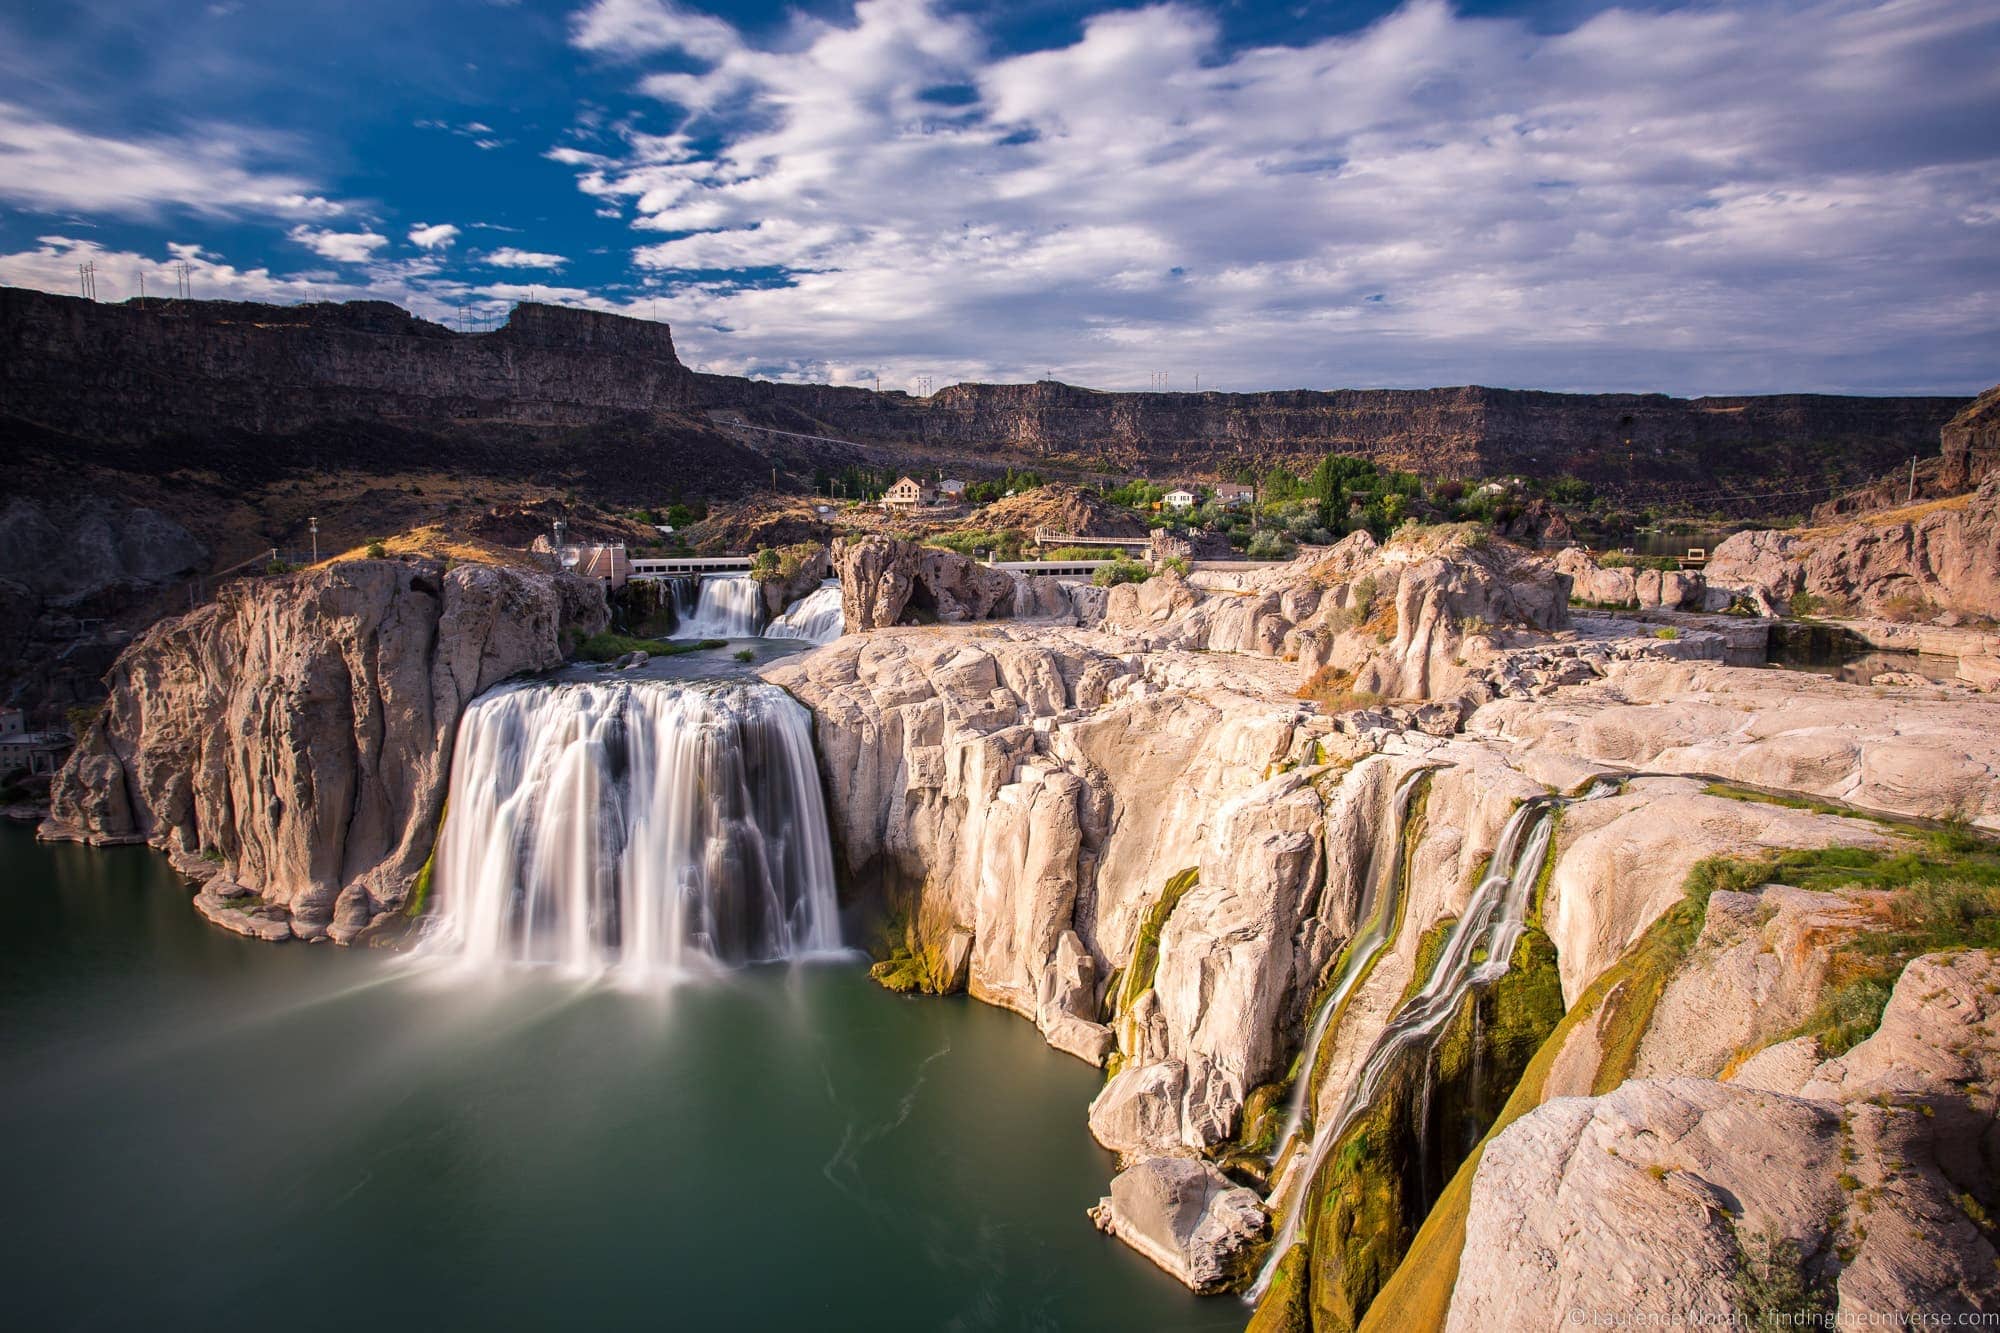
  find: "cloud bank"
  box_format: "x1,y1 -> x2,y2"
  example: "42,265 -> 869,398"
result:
558,0 -> 2000,393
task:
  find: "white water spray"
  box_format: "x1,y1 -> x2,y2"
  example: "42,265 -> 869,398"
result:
675,574 -> 766,638
1247,784 -> 1603,1304
766,583 -> 844,644
418,678 -> 840,978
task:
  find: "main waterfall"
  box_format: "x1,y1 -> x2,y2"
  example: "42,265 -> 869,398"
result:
420,679 -> 840,977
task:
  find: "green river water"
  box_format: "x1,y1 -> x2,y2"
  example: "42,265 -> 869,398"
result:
0,822 -> 1239,1332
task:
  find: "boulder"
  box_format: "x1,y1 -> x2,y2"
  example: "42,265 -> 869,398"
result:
1087,1156 -> 1268,1292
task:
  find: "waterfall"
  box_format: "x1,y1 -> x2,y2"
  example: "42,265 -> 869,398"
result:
766,583 -> 844,644
1247,789 -> 1582,1304
1269,766 -> 1432,1164
418,678 -> 840,978
675,574 -> 766,638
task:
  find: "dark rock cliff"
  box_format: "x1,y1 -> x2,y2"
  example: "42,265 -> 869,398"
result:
0,285 -> 1968,507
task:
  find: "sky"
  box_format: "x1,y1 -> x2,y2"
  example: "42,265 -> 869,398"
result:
0,0 -> 1995,397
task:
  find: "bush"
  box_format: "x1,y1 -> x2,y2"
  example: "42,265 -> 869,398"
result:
1788,589 -> 1854,619
1092,558 -> 1150,587
365,540 -> 388,560
1655,626 -> 1680,641
1599,553 -> 1680,571
1045,545 -> 1121,561
1246,529 -> 1294,560
733,648 -> 755,663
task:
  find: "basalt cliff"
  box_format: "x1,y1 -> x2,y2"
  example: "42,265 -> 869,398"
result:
0,285 -> 1966,504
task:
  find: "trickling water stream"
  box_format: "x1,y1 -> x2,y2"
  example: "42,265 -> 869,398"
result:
1247,782 -> 1611,1303
1269,766 -> 1433,1165
418,678 -> 839,978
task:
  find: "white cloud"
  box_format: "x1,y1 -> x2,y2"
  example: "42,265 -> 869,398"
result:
483,246 -> 570,268
554,0 -> 2000,394
408,222 -> 461,249
288,225 -> 391,263
569,0 -> 740,61
0,100 -> 343,221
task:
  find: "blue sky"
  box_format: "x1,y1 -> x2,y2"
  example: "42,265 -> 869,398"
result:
0,0 -> 1995,396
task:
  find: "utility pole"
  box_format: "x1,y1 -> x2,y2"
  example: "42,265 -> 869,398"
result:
137,271 -> 146,308
309,516 -> 319,564
175,261 -> 192,301
1907,456 -> 1918,504
78,261 -> 97,300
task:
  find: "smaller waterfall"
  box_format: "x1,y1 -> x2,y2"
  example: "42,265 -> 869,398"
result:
766,583 -> 844,644
1247,789 -> 1579,1304
675,574 -> 766,639
1269,766 -> 1432,1164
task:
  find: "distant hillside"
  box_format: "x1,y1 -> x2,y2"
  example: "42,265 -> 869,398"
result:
0,285 -> 1968,513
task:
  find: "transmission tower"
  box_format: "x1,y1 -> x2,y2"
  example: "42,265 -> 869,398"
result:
1149,370 -> 1169,390
77,261 -> 97,300
914,375 -> 933,396
174,261 -> 192,300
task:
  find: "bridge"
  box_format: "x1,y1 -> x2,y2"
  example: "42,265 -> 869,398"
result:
988,559 -> 1116,579
1031,528 -> 1144,552
627,555 -> 756,579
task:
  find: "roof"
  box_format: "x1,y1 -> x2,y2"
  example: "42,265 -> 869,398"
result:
939,478 -> 967,489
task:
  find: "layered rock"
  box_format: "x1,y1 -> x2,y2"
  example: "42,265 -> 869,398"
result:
1088,1157 -> 1268,1292
831,535 -> 1050,630
41,558 -> 606,942
1449,950 -> 2000,1330
1705,472 -> 2000,621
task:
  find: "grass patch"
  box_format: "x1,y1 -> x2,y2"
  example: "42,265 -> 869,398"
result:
571,632 -> 727,663
1297,666 -> 1384,714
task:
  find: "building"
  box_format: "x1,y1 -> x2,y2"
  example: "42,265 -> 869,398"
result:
0,728 -> 70,778
531,536 -> 631,588
1214,483 -> 1254,507
937,478 -> 967,502
882,476 -> 934,510
0,706 -> 22,738
1163,488 -> 1198,511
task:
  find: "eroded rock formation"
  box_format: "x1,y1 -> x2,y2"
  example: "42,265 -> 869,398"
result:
41,558 -> 606,943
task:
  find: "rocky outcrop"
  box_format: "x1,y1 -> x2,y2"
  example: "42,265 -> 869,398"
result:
41,558 -> 606,943
1941,384 -> 2000,492
1448,951 -> 2000,1331
831,535 -> 1041,630
1088,1157 -> 1268,1292
1472,658 -> 2000,829
1706,473 -> 2000,622
1553,547 -> 1708,610
754,542 -> 830,616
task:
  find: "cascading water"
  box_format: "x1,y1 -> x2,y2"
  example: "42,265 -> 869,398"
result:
1247,784 -> 1606,1304
766,583 -> 844,644
1268,766 -> 1433,1165
418,678 -> 840,978
675,574 -> 766,638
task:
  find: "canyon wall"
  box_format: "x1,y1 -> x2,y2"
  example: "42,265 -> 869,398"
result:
41,557 -> 606,943
0,286 -> 1965,505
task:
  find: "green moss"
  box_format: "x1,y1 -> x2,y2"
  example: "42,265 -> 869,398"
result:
1118,867 -> 1200,1013
1245,1243 -> 1312,1333
404,796 -> 448,918
571,633 -> 727,663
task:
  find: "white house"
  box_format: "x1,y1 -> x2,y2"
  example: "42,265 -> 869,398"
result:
937,478 -> 967,502
882,476 -> 934,510
1163,488 -> 1198,511
1214,483 -> 1254,507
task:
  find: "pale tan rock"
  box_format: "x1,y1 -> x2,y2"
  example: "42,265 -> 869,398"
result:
1088,1156 -> 1268,1292
43,559 -> 605,941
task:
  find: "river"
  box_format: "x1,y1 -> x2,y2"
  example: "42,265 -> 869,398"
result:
0,822 -> 1238,1332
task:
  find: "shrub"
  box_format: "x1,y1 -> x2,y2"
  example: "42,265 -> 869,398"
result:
1296,665 -> 1383,713
365,540 -> 388,560
1788,589 -> 1854,620
1045,545 -> 1121,562
1246,529 -> 1295,560
1600,553 -> 1679,571
1092,558 -> 1150,587
1878,591 -> 1938,624
1655,626 -> 1680,641
749,547 -> 780,577
733,648 -> 755,662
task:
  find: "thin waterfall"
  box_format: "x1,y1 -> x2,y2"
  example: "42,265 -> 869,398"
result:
675,574 -> 766,638
766,583 -> 844,644
1268,765 -> 1432,1165
1247,788 -> 1589,1304
417,678 -> 840,978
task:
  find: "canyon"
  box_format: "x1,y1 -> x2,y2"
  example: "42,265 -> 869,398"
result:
35,508 -> 2000,1329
